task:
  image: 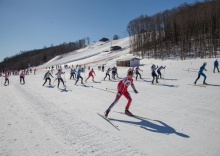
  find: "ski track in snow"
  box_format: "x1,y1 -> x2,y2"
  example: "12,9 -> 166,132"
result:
0,79 -> 143,156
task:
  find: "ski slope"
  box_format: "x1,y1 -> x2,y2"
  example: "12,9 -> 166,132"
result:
38,37 -> 130,69
1,37 -> 220,156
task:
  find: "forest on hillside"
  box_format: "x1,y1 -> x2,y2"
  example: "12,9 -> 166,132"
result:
127,0 -> 220,60
0,38 -> 90,70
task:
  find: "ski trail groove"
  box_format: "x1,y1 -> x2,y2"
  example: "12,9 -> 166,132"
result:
10,83 -> 145,155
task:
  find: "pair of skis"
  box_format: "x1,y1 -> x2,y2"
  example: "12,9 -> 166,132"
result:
97,113 -> 120,130
97,111 -> 153,130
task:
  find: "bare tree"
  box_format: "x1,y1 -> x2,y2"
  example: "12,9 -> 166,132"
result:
127,0 -> 220,60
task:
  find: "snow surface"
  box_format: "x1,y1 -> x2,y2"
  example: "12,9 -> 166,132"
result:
1,37 -> 220,156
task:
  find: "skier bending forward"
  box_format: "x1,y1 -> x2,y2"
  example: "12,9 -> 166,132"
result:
105,70 -> 138,117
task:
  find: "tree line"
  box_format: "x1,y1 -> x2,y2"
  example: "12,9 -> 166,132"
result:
0,37 -> 90,70
127,0 -> 220,60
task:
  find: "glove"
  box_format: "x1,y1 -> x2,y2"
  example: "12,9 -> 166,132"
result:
134,90 -> 138,94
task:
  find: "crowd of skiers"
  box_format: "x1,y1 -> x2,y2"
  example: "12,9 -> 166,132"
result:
0,69 -> 37,86
1,60 -> 219,117
1,60 -> 219,88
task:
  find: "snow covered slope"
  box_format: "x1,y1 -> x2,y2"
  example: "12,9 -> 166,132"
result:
1,37 -> 220,156
38,37 -> 130,69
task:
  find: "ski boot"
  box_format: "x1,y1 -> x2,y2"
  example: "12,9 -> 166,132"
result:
125,109 -> 133,116
105,109 -> 110,118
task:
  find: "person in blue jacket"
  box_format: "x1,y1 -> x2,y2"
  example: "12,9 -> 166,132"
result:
213,59 -> 219,73
194,62 -> 207,84
75,67 -> 84,85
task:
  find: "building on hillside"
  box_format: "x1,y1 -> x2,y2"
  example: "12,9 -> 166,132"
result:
116,58 -> 141,67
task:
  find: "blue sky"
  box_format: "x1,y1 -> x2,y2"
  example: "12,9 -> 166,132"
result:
0,0 -> 202,62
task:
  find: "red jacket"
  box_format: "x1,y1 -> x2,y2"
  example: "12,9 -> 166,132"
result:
117,77 -> 136,93
89,70 -> 95,76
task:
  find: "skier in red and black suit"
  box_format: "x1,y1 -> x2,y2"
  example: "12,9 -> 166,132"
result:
104,70 -> 138,117
85,68 -> 96,82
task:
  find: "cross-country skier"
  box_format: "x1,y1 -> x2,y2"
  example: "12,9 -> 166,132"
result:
157,66 -> 166,78
70,67 -> 76,79
104,68 -> 111,80
20,71 -> 25,84
135,66 -> 143,80
3,72 -> 9,86
151,64 -> 159,84
75,67 -> 83,85
43,70 -> 54,86
85,68 -> 95,82
104,70 -> 138,117
194,62 -> 207,85
111,66 -> 117,79
213,59 -> 219,73
55,69 -> 66,88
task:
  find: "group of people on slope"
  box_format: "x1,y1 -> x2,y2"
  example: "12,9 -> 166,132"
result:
2,59 -> 219,120
2,70 -> 26,86
104,66 -> 118,81
194,59 -> 219,85
43,65 -> 95,88
127,65 -> 166,84
105,59 -> 219,118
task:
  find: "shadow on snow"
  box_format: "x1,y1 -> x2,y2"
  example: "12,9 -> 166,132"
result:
59,88 -> 72,92
110,117 -> 189,138
206,84 -> 220,87
46,85 -> 56,88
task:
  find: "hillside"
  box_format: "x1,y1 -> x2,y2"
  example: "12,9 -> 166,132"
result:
0,38 -> 89,70
38,37 -> 130,69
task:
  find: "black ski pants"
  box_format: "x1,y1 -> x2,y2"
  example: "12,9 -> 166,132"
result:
43,78 -> 51,86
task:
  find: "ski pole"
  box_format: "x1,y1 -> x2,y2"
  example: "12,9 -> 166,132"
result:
91,86 -> 116,94
53,78 -> 57,85
106,88 -> 134,93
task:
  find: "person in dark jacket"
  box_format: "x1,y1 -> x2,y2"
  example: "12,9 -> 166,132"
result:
43,70 -> 54,86
213,59 -> 219,73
